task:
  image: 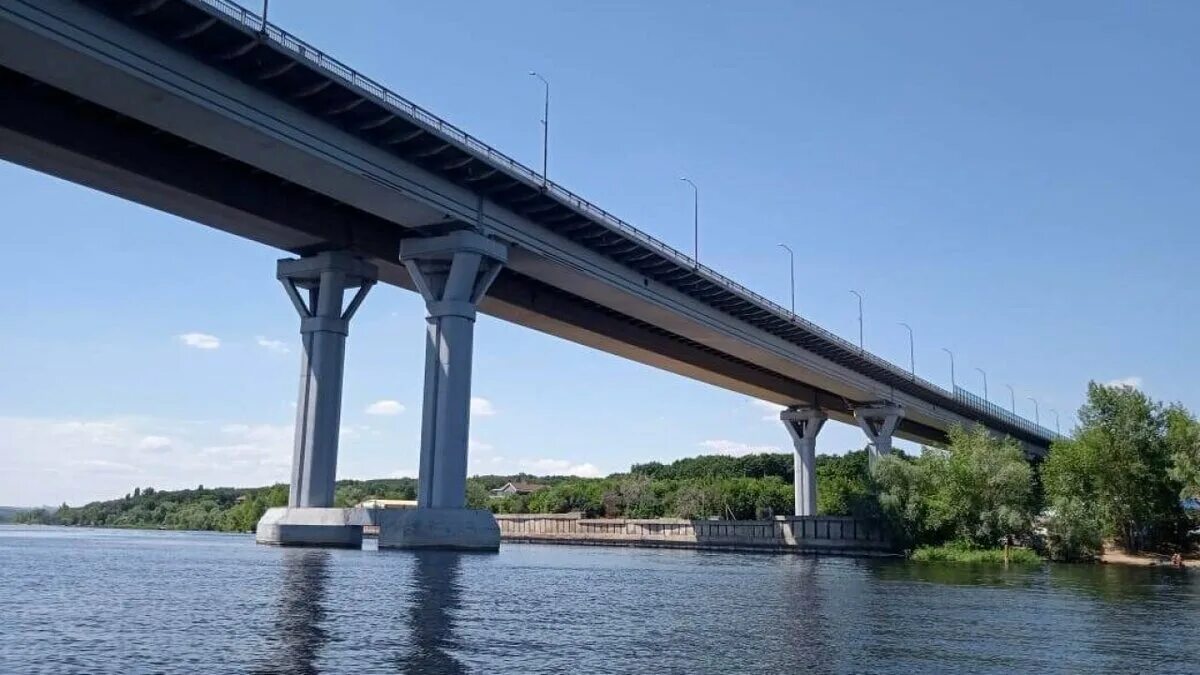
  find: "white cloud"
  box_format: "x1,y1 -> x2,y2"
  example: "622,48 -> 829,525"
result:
519,458 -> 602,477
136,435 -> 172,452
365,400 -> 405,416
470,397 -> 496,417
1104,376 -> 1143,389
255,336 -> 290,354
463,438 -> 600,478
751,399 -> 785,422
698,439 -> 782,456
177,332 -> 220,350
0,416 -> 295,505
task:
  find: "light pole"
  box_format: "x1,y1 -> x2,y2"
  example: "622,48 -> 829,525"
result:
777,244 -> 795,315
1049,408 -> 1061,435
1027,397 -> 1040,426
941,347 -> 956,390
898,322 -> 914,378
849,290 -> 864,351
679,177 -> 698,263
260,0 -> 270,32
528,71 -> 550,187
975,367 -> 988,402
1005,384 -> 1016,414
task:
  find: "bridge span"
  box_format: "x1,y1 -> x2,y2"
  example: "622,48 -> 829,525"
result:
0,0 -> 1059,548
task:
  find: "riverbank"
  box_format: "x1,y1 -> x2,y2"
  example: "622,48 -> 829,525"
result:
1100,547 -> 1199,569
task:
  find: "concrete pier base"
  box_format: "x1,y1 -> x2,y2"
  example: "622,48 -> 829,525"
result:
375,508 -> 500,551
255,507 -> 365,548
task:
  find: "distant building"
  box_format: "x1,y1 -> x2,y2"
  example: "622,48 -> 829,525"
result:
489,482 -> 547,497
357,499 -> 418,510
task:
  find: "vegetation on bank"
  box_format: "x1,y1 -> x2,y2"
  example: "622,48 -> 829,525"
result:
14,381 -> 1199,564
910,543 -> 1042,565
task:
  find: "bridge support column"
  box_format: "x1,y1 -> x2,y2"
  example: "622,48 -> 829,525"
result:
781,406 -> 827,517
853,403 -> 905,464
378,231 -> 507,551
256,251 -> 377,547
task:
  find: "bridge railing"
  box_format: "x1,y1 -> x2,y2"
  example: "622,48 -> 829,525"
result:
194,0 -> 1057,445
953,386 -> 1060,441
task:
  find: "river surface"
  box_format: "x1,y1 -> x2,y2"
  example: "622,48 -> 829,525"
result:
2,525 -> 1199,674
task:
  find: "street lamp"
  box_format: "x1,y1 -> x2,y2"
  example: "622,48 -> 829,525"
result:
1027,397 -> 1040,426
1049,408 -> 1061,435
975,367 -> 988,402
679,177 -> 698,263
898,323 -> 914,378
528,71 -> 550,187
849,290 -> 864,351
941,347 -> 956,390
1005,384 -> 1016,414
777,243 -> 795,315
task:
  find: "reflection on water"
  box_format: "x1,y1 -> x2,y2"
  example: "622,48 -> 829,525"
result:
396,551 -> 466,675
255,549 -> 331,675
2,526 -> 1199,674
867,558 -> 1042,589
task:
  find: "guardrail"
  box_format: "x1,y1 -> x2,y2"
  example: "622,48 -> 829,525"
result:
192,0 -> 1057,444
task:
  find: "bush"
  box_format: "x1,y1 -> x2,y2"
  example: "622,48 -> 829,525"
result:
1042,497 -> 1103,562
911,542 -> 1042,564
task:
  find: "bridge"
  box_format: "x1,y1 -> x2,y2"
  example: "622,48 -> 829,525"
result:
0,0 -> 1059,549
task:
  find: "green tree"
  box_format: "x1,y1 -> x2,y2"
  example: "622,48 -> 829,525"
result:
1166,404 -> 1200,502
815,449 -> 876,518
874,425 -> 1034,549
1042,382 -> 1183,551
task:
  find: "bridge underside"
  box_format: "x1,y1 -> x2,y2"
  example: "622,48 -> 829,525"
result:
0,62 -> 950,445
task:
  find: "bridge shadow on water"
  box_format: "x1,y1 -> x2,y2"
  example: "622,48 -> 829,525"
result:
393,550 -> 468,675
253,548 -> 331,675
250,548 -> 469,675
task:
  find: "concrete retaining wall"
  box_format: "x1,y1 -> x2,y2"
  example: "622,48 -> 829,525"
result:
495,514 -> 895,555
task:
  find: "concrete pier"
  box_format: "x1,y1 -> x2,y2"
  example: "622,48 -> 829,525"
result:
781,406 -> 827,517
386,232 -> 507,551
853,403 -> 905,463
256,252 -> 376,547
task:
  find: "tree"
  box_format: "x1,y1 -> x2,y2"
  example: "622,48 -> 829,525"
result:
816,450 -> 876,518
874,425 -> 1034,549
1042,382 -> 1184,551
1166,404 -> 1200,503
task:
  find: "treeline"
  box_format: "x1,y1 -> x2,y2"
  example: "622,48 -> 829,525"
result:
489,452 -> 878,520
15,479 -> 420,533
872,382 -> 1200,560
16,381 -> 1199,562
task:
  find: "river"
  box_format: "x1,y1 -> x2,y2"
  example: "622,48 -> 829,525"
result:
2,525 -> 1198,674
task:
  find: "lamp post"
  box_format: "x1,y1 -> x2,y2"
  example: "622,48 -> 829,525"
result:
975,367 -> 988,402
1049,408 -> 1061,435
898,322 -> 914,378
777,243 -> 795,315
1027,397 -> 1040,426
1005,384 -> 1016,414
849,290 -> 864,351
941,347 -> 956,390
680,177 -> 698,263
260,0 -> 269,32
528,71 -> 550,187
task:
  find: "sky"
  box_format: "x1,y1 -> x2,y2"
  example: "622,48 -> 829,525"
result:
2,0 -> 1197,505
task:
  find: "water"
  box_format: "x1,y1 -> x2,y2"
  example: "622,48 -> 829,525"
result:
2,526 -> 1198,674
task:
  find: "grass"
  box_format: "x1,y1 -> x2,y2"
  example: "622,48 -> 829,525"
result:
911,543 -> 1044,564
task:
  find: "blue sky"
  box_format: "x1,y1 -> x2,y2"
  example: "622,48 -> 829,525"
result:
2,0 -> 1197,505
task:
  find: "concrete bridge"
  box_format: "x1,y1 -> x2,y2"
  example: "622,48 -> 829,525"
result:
0,0 -> 1059,549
